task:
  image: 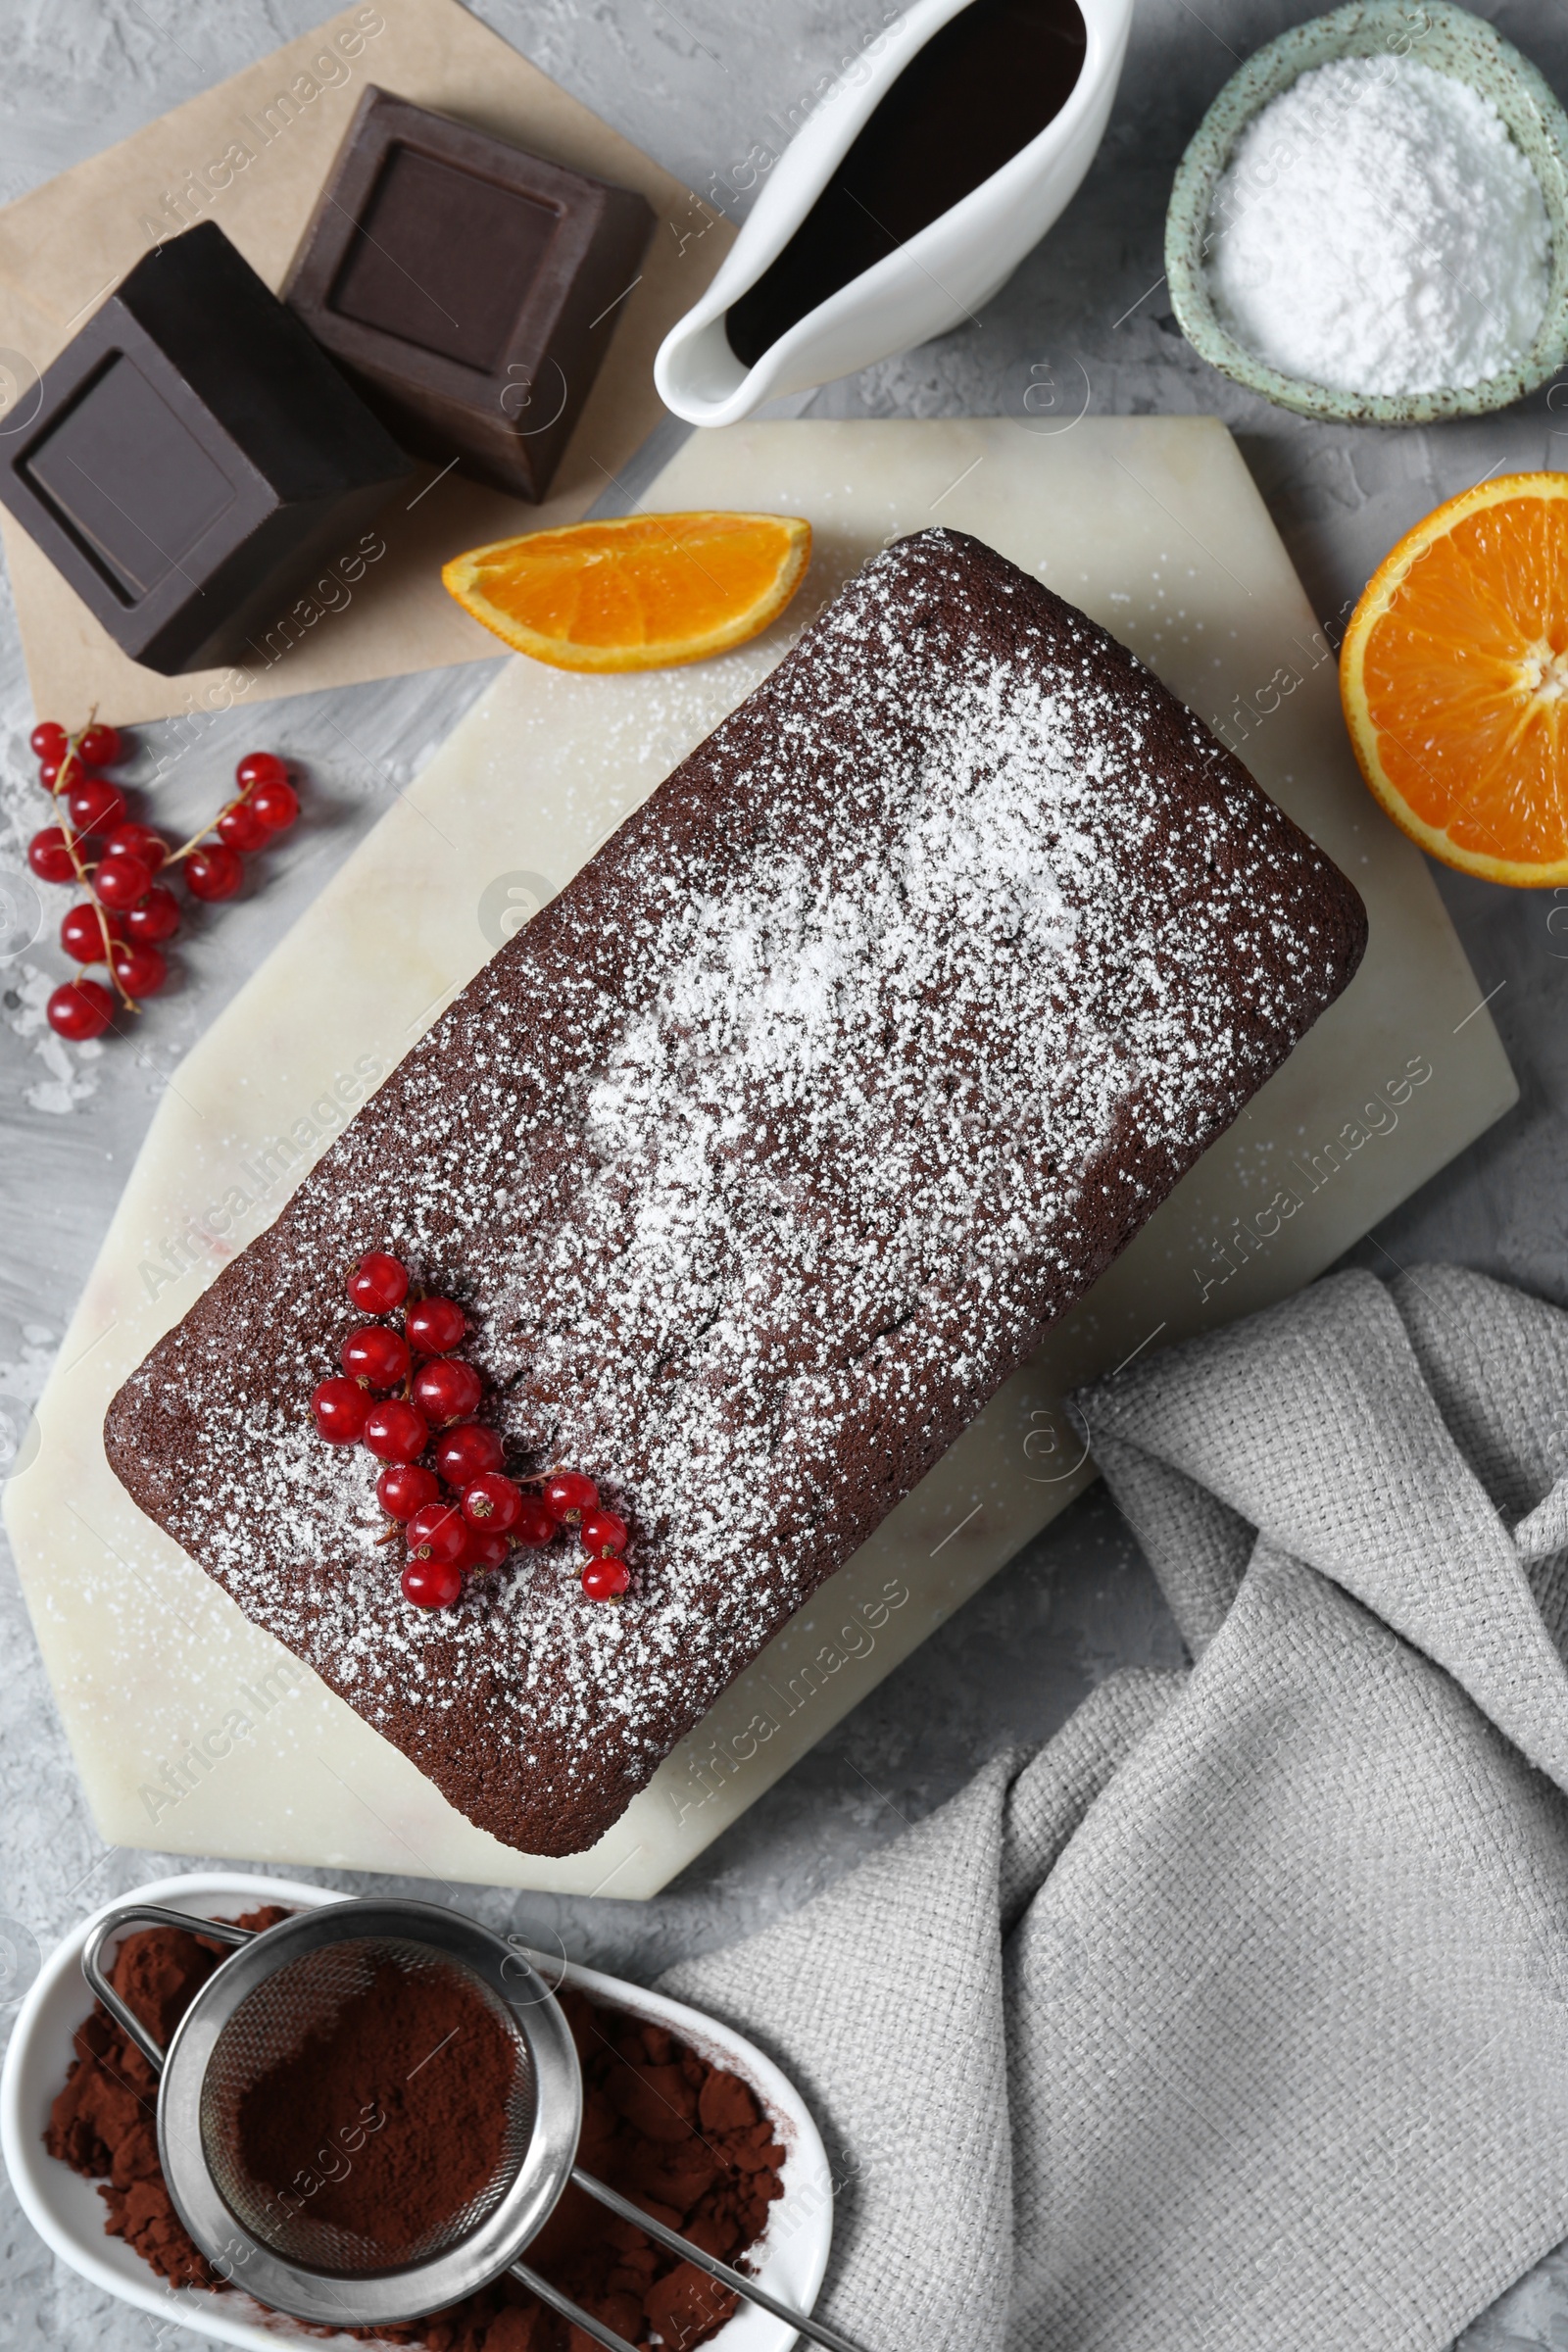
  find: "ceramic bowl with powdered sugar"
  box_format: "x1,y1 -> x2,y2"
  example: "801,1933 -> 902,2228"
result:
1163,0 -> 1568,423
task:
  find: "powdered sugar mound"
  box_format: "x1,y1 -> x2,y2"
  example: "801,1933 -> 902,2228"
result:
107,529 -> 1364,1855
1205,56 -> 1550,395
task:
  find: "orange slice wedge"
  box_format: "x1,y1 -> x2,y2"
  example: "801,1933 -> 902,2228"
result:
441,511 -> 812,672
1341,472 -> 1568,886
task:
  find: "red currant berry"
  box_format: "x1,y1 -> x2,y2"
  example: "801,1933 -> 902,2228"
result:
413,1356 -> 482,1426
66,777 -> 126,837
347,1251 -> 409,1312
377,1462 -> 441,1521
463,1473 -> 522,1530
77,722 -> 123,767
582,1556 -> 630,1601
579,1508 -> 628,1557
508,1496 -> 554,1546
312,1376 -> 369,1444
37,755 -> 79,793
29,721 -> 68,762
27,826 -> 80,884
466,1525 -> 512,1573
93,853 -> 153,911
102,822 -> 169,871
250,777 -> 300,833
401,1556 -> 464,1609
60,903 -> 116,963
363,1399 -> 429,1464
46,979 -> 113,1042
544,1471 -> 599,1523
405,1500 -> 467,1563
218,801 -> 271,853
341,1324 -> 412,1388
111,942 -> 168,999
406,1296 -> 466,1355
184,844 -> 244,903
236,750 -> 288,791
434,1422 -> 504,1486
123,885 -> 179,944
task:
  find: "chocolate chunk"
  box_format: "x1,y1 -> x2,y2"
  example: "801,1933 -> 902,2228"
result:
283,87 -> 655,503
0,221 -> 414,675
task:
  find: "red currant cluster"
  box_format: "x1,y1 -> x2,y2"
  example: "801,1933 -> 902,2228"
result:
24,716 -> 300,1042
311,1251 -> 632,1613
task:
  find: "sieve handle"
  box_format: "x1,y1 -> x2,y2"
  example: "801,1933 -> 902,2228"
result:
571,2165 -> 876,2352
80,1904 -> 256,2072
507,2259 -> 641,2352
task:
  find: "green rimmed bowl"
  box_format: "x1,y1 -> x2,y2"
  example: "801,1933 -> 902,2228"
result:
1164,0 -> 1568,423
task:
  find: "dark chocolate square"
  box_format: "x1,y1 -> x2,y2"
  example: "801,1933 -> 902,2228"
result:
0,222 -> 415,675
329,145 -> 560,370
24,354 -> 239,601
284,88 -> 655,503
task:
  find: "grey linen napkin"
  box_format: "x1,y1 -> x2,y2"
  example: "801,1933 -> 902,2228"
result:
658,1264 -> 1568,2352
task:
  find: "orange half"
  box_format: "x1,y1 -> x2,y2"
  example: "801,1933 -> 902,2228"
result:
1341,472 -> 1568,886
442,511 -> 812,672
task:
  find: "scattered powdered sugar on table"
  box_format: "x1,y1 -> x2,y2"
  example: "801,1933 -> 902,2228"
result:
113,532 -> 1359,1852
1204,55 -> 1551,395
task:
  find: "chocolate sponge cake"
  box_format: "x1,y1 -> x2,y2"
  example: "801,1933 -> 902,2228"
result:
104,528 -> 1367,1856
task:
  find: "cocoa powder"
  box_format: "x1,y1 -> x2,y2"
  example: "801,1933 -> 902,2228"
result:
46,1915 -> 786,2351
234,1954 -> 516,2260
45,1907 -> 291,2290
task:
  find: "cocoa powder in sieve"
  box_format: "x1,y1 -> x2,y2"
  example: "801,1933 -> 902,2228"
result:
232,1953 -> 516,2259
46,1915 -> 786,2351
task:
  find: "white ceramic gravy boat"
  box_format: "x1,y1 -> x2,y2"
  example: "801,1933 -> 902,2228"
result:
656,0 -> 1134,426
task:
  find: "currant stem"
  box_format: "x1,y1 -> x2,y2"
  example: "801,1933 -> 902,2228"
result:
61,831 -> 136,1016
166,777 -> 258,866
48,710 -> 95,802
89,896 -> 117,973
45,706 -> 134,1016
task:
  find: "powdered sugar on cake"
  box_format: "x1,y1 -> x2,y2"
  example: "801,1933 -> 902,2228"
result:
108,530 -> 1364,1853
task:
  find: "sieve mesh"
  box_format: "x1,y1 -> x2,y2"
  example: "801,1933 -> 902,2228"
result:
198,1936 -> 537,2276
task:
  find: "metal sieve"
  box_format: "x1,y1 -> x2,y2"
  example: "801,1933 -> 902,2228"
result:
82,1896 -> 869,2352
195,1930 -> 540,2277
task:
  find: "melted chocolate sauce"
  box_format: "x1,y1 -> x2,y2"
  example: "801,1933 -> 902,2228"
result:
725,0 -> 1087,368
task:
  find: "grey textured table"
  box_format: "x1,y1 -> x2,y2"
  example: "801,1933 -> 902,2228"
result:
1,1 -> 1565,2344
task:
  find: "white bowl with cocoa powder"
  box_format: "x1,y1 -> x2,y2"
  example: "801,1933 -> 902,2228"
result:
1,1872 -> 834,2352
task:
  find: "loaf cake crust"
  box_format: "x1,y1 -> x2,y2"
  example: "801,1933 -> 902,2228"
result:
104,529 -> 1367,1855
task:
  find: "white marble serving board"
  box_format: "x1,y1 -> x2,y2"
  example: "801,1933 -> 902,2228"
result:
3,417 -> 1515,1898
